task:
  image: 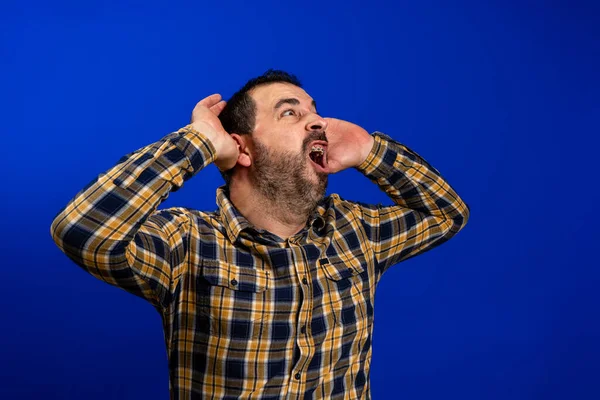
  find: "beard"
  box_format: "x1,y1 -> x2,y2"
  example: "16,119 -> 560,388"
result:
250,133 -> 328,219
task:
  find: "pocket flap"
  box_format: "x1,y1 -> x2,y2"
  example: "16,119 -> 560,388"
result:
320,256 -> 365,281
201,260 -> 270,292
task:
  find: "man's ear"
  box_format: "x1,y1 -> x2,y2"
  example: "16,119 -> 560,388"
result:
230,133 -> 252,167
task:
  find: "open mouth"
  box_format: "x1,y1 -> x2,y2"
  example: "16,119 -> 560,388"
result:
308,141 -> 328,171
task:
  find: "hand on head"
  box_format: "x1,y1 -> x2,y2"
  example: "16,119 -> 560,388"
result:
191,94 -> 240,171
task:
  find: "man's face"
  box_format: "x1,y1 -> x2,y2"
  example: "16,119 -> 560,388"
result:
247,82 -> 329,208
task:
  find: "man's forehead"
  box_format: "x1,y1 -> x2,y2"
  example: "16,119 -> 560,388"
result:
251,82 -> 314,109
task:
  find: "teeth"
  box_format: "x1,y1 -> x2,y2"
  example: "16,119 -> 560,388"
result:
310,145 -> 324,155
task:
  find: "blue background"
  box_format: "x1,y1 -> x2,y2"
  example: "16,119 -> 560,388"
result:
2,1 -> 599,399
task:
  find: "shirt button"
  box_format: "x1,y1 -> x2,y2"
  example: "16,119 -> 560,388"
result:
295,373 -> 301,380
301,326 -> 306,334
231,279 -> 238,286
302,277 -> 308,285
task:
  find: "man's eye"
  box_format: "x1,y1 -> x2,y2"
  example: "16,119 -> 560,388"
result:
281,109 -> 296,117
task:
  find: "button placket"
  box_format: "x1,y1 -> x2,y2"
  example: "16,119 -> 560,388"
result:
287,243 -> 313,391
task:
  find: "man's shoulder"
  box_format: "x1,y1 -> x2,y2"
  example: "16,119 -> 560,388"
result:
150,206 -> 220,228
324,193 -> 379,210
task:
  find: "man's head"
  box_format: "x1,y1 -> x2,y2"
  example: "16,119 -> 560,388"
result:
219,69 -> 329,213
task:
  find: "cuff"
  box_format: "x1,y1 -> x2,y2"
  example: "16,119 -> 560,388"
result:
356,132 -> 397,178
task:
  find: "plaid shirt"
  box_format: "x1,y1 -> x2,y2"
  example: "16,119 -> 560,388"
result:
51,125 -> 469,399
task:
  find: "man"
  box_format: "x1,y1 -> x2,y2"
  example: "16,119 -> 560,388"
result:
51,70 -> 469,399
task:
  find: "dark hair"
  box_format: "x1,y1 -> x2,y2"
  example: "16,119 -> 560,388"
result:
218,69 -> 302,186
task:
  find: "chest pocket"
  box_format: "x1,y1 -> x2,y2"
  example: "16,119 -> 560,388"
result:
198,259 -> 270,340
202,260 -> 270,292
321,254 -> 374,337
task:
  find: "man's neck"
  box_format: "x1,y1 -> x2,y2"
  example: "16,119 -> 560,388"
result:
228,183 -> 309,240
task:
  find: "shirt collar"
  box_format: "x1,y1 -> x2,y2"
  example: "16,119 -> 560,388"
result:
216,186 -> 327,243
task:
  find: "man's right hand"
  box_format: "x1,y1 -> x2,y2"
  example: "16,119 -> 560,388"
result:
190,94 -> 239,171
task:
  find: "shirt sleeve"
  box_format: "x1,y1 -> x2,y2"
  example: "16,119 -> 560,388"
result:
355,132 -> 470,275
50,125 -> 216,309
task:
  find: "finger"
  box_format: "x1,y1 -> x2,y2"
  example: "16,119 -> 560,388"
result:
210,100 -> 227,116
197,93 -> 222,108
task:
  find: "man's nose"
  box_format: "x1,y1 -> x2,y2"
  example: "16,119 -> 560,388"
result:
306,115 -> 328,132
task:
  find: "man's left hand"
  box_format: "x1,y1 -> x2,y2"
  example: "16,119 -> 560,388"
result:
324,118 -> 375,174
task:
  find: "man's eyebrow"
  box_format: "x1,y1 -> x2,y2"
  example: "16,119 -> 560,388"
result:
274,98 -> 318,112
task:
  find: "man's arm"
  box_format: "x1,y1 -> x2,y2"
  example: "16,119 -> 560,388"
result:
50,95 -> 238,309
355,132 -> 470,274
324,118 -> 469,276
